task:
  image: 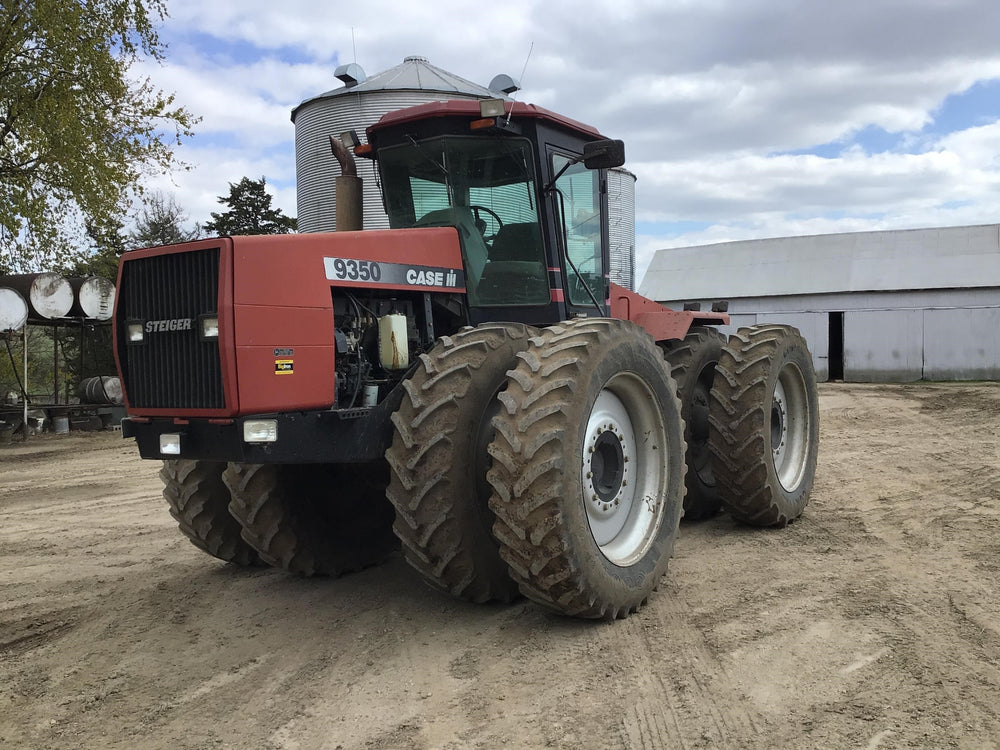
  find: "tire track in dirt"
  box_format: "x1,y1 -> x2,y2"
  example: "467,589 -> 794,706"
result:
616,586 -> 761,750
4,385 -> 1000,748
809,384 -> 1000,743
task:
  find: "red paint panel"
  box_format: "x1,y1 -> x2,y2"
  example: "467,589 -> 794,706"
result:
233,305 -> 334,347
117,229 -> 467,419
233,303 -> 336,413
609,282 -> 729,343
235,345 -> 336,414
231,228 -> 463,306
217,241 -> 238,411
634,311 -> 700,343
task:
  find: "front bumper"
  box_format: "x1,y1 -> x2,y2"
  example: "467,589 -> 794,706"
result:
122,389 -> 403,464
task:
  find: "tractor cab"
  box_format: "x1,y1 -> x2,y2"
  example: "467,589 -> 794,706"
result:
364,99 -> 625,326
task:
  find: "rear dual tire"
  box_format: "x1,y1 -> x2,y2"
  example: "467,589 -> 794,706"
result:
709,325 -> 819,526
660,326 -> 726,520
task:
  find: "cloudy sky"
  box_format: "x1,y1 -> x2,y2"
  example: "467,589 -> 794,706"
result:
139,0 -> 1000,285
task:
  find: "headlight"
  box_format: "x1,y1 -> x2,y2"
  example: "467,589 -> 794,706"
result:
243,420 -> 278,443
127,322 -> 144,342
199,315 -> 219,339
159,433 -> 181,455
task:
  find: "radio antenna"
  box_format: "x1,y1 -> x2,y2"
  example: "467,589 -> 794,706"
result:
506,41 -> 534,126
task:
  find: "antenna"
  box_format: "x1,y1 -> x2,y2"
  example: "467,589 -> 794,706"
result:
506,41 -> 533,126
351,27 -> 357,63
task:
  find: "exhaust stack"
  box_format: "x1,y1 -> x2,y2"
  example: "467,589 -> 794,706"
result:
329,135 -> 363,232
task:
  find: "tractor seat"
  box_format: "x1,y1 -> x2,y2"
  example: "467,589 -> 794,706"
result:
479,223 -> 548,304
489,222 -> 544,263
414,207 -> 488,286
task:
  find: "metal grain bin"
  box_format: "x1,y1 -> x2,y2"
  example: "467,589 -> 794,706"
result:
292,56 -> 500,233
608,167 -> 637,291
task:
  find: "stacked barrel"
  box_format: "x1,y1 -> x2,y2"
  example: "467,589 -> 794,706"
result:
0,273 -> 115,331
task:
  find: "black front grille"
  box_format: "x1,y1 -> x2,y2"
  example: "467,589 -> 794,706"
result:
117,248 -> 225,409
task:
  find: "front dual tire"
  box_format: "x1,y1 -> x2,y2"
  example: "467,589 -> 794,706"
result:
487,318 -> 686,619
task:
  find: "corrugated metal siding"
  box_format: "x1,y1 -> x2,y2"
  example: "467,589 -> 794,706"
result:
607,168 -> 636,290
923,308 -> 1000,380
749,312 -> 828,383
294,90 -> 486,233
844,310 -> 923,382
657,287 -> 1000,381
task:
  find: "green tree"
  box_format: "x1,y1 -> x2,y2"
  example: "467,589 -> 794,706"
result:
0,325 -> 59,404
130,191 -> 198,248
201,177 -> 296,236
59,216 -> 128,281
58,192 -> 195,282
0,0 -> 197,274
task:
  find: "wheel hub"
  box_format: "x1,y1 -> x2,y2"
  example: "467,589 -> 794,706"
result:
770,363 -> 810,492
771,379 -> 788,470
582,390 -> 637,549
591,429 -> 626,502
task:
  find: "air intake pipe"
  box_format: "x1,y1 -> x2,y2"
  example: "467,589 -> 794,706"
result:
329,135 -> 363,232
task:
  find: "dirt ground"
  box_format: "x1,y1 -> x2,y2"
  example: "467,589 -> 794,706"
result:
1,382 -> 999,750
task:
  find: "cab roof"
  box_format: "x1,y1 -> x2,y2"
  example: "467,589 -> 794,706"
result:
367,99 -> 605,141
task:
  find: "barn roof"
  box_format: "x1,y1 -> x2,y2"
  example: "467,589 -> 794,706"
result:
639,223 -> 1000,300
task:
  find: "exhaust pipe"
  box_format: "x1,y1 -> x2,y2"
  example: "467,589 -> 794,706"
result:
329,135 -> 363,232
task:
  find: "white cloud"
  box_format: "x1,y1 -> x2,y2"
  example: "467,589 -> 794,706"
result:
123,0 -> 1000,293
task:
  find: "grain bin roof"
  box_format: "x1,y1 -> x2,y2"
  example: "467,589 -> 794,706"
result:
639,223 -> 1000,300
292,56 -> 498,122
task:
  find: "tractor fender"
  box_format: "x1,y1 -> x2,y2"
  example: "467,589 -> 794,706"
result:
608,282 -> 728,345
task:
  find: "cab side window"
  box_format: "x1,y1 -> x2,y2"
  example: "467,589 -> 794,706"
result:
552,153 -> 603,306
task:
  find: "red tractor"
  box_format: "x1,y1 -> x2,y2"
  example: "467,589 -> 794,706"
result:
114,98 -> 819,619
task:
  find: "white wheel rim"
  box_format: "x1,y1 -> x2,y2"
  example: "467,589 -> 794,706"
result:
771,362 -> 810,492
581,372 -> 668,566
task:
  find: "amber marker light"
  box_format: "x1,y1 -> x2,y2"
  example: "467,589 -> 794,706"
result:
470,118 -> 496,131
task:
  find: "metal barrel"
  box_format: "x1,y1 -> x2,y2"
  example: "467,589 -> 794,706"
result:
0,287 -> 29,332
68,276 -> 116,320
0,273 -> 74,319
77,376 -> 124,405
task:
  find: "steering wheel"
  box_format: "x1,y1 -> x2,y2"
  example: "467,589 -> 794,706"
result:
470,205 -> 503,241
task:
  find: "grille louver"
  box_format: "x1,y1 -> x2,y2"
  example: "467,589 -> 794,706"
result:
118,248 -> 225,410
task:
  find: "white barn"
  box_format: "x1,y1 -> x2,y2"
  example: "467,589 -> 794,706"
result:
639,224 -> 1000,382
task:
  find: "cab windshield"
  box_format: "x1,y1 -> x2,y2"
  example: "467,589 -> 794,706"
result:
379,136 -> 549,307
